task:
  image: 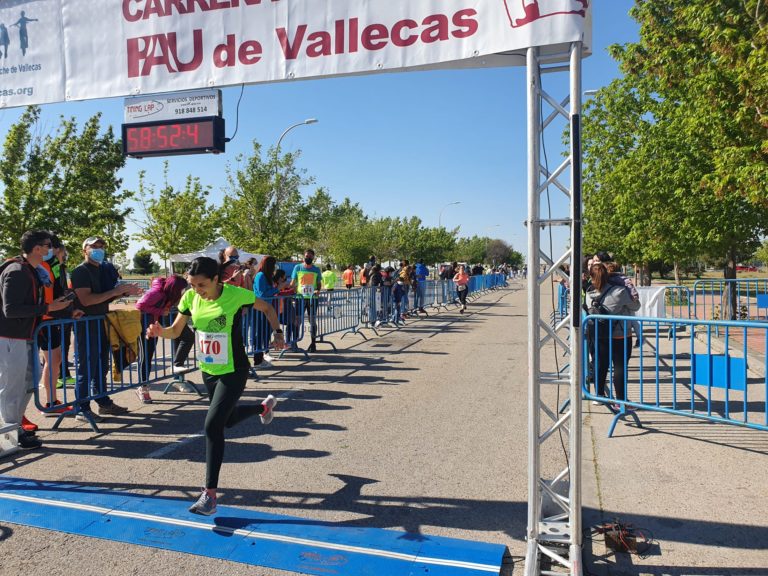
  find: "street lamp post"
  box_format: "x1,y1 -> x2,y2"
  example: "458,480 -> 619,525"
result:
438,201 -> 461,228
273,118 -> 318,251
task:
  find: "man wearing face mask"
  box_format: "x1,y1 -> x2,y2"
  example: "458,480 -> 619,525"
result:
0,230 -> 74,450
219,245 -> 246,288
290,248 -> 322,353
70,236 -> 141,424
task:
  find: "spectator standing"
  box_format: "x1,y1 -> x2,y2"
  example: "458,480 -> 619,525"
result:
70,236 -> 140,423
273,269 -> 298,347
0,231 -> 74,449
252,256 -> 278,368
219,246 -> 246,288
146,257 -> 284,515
136,274 -> 193,402
398,260 -> 412,316
360,255 -> 375,287
321,265 -> 337,292
38,234 -> 82,416
414,259 -> 429,314
585,262 -> 641,405
290,249 -> 322,353
242,257 -> 258,291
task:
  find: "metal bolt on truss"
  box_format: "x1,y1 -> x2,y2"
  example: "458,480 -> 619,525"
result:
524,42 -> 584,576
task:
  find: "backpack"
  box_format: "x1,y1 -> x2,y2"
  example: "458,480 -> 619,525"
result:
586,289 -> 612,340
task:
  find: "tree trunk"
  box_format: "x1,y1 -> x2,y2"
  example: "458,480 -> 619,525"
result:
673,261 -> 681,285
641,262 -> 652,286
723,248 -> 738,320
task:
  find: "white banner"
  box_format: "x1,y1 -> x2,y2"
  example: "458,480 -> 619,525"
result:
1,0 -> 591,109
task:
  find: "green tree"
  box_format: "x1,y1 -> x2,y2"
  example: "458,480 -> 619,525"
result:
486,239 -> 521,266
133,164 -> 222,271
581,1 -> 768,296
222,142 -> 313,259
133,248 -> 157,275
454,236 -> 488,264
296,188 -> 365,262
0,107 -> 129,255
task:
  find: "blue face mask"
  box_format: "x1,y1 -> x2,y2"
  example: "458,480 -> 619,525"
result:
89,248 -> 105,264
43,248 -> 54,261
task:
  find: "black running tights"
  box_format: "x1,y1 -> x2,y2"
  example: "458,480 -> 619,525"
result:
202,370 -> 266,489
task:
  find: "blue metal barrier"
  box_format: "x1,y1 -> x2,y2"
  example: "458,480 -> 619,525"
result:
313,289 -> 366,349
693,278 -> 768,321
582,313 -> 768,437
33,312 -> 197,432
244,295 -> 307,361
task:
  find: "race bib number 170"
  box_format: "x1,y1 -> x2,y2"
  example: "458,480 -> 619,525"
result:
196,331 -> 229,365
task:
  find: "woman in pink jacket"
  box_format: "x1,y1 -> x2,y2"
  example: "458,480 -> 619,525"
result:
135,275 -> 193,402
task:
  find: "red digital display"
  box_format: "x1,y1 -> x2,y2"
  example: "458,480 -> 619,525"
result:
122,117 -> 225,158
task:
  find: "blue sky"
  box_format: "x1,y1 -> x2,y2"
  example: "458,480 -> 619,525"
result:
0,1 -> 638,261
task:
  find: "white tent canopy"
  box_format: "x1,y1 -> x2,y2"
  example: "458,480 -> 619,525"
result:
170,238 -> 263,265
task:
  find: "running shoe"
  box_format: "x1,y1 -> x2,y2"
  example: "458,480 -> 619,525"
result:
21,416 -> 38,433
75,411 -> 104,423
189,489 -> 217,516
136,386 -> 153,404
19,431 -> 42,450
41,401 -> 71,416
98,403 -> 129,416
260,394 -> 277,426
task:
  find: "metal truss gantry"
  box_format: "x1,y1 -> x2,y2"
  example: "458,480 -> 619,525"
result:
524,42 -> 583,576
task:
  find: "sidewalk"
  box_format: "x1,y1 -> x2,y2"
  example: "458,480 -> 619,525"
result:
582,326 -> 768,575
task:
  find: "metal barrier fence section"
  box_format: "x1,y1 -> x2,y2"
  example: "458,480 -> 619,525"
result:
31,279 -> 508,433
582,313 -> 768,437
313,289 -> 365,349
692,278 -> 768,321
34,310 -> 200,431
243,295 -> 306,358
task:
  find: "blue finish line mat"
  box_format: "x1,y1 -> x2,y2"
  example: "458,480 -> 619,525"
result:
0,476 -> 507,575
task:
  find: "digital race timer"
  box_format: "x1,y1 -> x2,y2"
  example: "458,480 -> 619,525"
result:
121,116 -> 226,158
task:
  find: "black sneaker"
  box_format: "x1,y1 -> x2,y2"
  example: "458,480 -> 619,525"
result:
19,433 -> 43,450
98,403 -> 129,416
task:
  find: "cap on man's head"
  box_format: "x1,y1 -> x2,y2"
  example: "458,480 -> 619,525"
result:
595,251 -> 612,262
83,236 -> 105,249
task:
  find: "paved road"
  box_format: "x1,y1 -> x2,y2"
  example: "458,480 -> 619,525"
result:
2,281 -> 767,576
1,284 -> 526,576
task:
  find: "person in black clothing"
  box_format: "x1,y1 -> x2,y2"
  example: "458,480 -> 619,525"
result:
0,231 -> 74,449
70,236 -> 141,423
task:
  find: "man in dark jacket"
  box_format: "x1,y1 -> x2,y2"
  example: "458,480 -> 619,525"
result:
0,230 -> 73,450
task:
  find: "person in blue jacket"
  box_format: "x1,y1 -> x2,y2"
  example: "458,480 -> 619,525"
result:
252,256 -> 278,368
414,259 -> 429,314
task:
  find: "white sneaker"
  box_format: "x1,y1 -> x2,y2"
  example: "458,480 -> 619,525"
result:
173,381 -> 194,393
172,365 -> 193,375
591,400 -> 601,406
263,353 -> 275,363
260,394 -> 277,425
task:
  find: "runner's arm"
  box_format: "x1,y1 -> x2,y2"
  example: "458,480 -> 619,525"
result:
147,311 -> 188,340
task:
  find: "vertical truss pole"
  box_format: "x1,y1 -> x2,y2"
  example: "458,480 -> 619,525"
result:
524,42 -> 583,576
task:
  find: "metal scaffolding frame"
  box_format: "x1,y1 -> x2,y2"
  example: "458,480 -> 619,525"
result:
524,42 -> 583,576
